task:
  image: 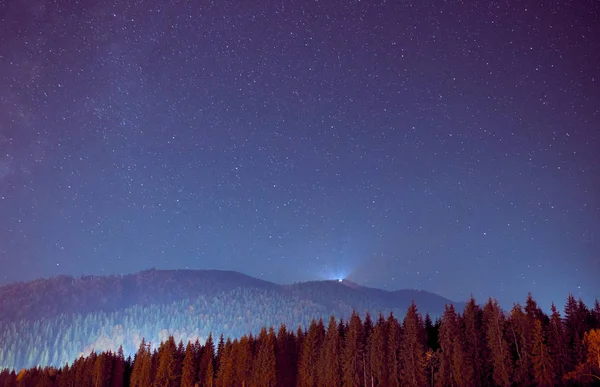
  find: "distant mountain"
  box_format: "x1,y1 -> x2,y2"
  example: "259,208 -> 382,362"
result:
0,269 -> 465,370
0,269 -> 463,322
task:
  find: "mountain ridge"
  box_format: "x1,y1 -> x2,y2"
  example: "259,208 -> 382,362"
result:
0,268 -> 464,322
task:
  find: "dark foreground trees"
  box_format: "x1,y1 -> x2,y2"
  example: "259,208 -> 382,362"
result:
2,293 -> 600,387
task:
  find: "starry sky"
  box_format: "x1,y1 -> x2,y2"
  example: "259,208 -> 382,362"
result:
0,0 -> 598,310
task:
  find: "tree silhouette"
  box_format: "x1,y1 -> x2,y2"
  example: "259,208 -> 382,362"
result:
276,324 -> 297,387
180,341 -> 197,387
341,311 -> 365,387
462,297 -> 487,386
386,312 -> 401,387
321,315 -> 342,387
399,302 -> 427,387
252,327 -> 276,387
483,298 -> 512,387
130,339 -> 152,387
198,334 -> 215,385
438,304 -> 470,386
531,318 -> 554,386
154,336 -> 179,387
298,318 -> 323,387
369,313 -> 388,386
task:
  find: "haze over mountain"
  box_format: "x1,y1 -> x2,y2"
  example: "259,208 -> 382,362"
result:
0,269 -> 465,370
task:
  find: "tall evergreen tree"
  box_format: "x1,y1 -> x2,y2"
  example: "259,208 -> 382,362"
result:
546,302 -> 567,384
130,339 -> 152,387
180,341 -> 197,387
369,313 -> 388,386
531,319 -> 554,386
154,336 -> 179,387
462,297 -> 487,387
198,334 -> 215,385
438,304 -> 471,386
215,339 -> 233,387
341,311 -> 365,387
233,335 -> 253,387
252,327 -> 276,387
508,304 -> 533,386
320,316 -> 342,387
399,302 -> 427,387
483,298 -> 512,387
298,318 -> 325,387
276,325 -> 297,387
564,294 -> 589,372
110,346 -> 125,387
386,313 -> 401,387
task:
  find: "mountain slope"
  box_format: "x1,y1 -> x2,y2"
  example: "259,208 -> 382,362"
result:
0,269 -> 466,370
0,269 -> 462,322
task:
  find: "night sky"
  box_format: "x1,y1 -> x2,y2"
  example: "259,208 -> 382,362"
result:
0,0 -> 598,310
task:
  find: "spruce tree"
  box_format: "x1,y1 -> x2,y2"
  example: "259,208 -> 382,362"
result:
341,311 -> 365,387
508,304 -> 533,386
298,318 -> 324,387
130,339 -> 152,387
483,298 -> 512,387
546,302 -> 567,384
153,336 -> 178,387
386,312 -> 401,387
462,297 -> 487,386
438,304 -> 470,386
369,313 -> 388,386
276,325 -> 297,387
320,316 -> 342,387
180,342 -> 197,387
399,302 -> 427,387
198,334 -> 215,384
253,327 -> 277,387
233,335 -> 253,386
531,319 -> 554,386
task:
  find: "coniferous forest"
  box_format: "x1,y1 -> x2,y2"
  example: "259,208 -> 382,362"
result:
1,294 -> 600,386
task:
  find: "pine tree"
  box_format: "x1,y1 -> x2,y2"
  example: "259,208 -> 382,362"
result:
252,327 -> 277,387
386,312 -> 401,387
109,346 -> 125,387
130,339 -> 152,387
341,311 -> 365,387
205,358 -> 215,387
180,342 -> 197,387
531,319 -> 554,386
545,303 -> 567,385
438,304 -> 470,386
233,335 -> 253,386
362,312 -> 374,387
483,298 -> 512,387
154,336 -> 179,387
508,304 -> 533,386
276,325 -> 297,387
298,318 -> 324,387
320,316 -> 342,387
215,339 -> 233,387
93,352 -> 109,387
399,302 -> 427,387
369,313 -> 388,386
462,297 -> 487,387
198,334 -> 215,384
564,294 -> 589,372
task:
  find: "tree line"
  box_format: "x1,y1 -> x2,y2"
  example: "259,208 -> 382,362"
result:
1,293 -> 599,386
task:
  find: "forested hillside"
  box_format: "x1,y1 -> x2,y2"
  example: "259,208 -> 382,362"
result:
0,270 -> 462,371
1,294 -> 599,386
